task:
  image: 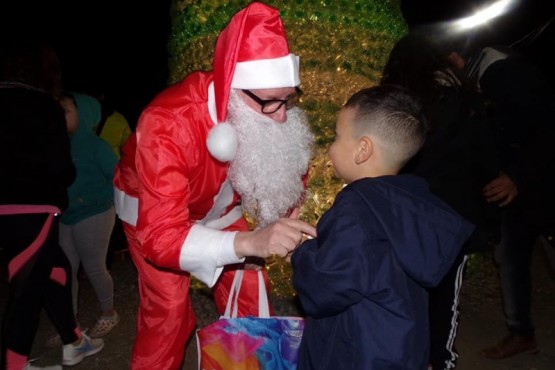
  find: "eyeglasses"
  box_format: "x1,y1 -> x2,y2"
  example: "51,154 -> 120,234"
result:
241,87 -> 303,114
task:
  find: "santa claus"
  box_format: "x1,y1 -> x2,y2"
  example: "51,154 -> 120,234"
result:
113,2 -> 316,369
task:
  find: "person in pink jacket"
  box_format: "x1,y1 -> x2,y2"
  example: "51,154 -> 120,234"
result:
113,2 -> 316,369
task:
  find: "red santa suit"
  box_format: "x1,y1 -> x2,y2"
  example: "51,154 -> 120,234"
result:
113,3 -> 302,369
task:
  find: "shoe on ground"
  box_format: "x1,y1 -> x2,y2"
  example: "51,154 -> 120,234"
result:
480,334 -> 538,359
88,311 -> 120,338
62,333 -> 104,366
45,323 -> 87,348
24,362 -> 62,370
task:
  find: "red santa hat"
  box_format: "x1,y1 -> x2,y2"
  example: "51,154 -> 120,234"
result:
213,1 -> 300,123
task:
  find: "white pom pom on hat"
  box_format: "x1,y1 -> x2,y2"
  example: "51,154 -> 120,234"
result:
206,122 -> 238,162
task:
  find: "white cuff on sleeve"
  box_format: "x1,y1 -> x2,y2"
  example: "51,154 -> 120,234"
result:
179,224 -> 244,287
114,187 -> 138,226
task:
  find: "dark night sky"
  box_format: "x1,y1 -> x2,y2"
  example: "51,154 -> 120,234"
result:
1,0 -> 554,123
1,0 -> 172,124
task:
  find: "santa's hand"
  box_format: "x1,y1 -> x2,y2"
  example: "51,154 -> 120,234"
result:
234,218 -> 316,259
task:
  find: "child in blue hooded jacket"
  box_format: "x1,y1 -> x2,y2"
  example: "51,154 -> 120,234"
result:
58,92 -> 120,339
291,85 -> 475,369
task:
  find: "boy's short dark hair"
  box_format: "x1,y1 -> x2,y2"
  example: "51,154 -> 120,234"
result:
343,84 -> 428,167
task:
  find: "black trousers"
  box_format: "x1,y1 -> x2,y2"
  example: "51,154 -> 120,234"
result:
495,202 -> 541,336
1,213 -> 78,364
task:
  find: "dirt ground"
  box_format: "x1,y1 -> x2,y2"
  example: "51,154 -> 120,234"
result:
1,238 -> 554,370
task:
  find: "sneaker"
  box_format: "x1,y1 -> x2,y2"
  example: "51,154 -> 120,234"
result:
45,323 -> 87,348
62,333 -> 104,366
88,311 -> 119,338
480,334 -> 538,359
24,362 -> 62,370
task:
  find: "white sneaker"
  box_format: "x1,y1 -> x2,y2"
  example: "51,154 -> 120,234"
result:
24,362 -> 62,370
62,333 -> 104,366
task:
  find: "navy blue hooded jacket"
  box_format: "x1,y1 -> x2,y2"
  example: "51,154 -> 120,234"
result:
292,175 -> 474,370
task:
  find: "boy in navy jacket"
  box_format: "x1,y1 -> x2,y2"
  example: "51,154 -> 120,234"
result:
292,85 -> 474,369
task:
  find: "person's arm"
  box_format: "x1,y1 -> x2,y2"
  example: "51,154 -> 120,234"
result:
480,58 -> 555,206
133,118 -> 241,284
134,107 -> 212,272
291,202 -> 372,318
234,215 -> 316,259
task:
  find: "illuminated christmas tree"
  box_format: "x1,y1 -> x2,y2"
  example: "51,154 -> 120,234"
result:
169,0 -> 407,295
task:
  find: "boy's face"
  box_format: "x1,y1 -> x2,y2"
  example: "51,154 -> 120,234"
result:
329,107 -> 360,184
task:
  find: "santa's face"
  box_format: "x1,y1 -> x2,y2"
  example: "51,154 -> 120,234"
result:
226,89 -> 314,227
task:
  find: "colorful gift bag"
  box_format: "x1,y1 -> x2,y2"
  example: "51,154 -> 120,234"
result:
197,270 -> 304,370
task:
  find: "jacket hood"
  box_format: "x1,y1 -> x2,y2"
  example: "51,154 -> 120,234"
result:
71,93 -> 101,137
348,175 -> 474,287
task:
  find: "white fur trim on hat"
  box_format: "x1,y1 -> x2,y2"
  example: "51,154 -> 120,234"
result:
231,53 -> 300,90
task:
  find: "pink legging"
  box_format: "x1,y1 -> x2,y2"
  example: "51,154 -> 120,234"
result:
0,205 -> 80,370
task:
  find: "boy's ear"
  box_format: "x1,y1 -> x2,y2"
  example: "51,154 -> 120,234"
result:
355,136 -> 373,164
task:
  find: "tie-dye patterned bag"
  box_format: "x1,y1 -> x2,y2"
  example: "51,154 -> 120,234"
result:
196,270 -> 304,370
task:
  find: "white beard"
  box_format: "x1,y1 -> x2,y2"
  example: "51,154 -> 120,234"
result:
226,90 -> 314,227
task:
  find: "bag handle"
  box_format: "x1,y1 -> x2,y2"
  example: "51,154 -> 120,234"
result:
258,271 -> 270,317
223,270 -> 270,318
223,269 -> 243,318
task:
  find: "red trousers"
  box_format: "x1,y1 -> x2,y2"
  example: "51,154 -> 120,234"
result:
123,222 -> 271,370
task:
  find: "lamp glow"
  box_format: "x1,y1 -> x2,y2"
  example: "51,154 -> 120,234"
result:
452,0 -> 517,31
